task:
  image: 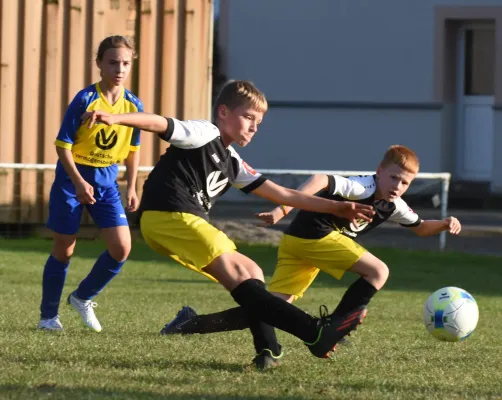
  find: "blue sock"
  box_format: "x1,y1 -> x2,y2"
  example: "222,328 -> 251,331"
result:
40,255 -> 70,319
75,251 -> 125,300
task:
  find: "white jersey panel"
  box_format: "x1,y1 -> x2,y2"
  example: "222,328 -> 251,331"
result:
169,119 -> 220,149
331,175 -> 376,200
388,197 -> 420,226
228,146 -> 264,189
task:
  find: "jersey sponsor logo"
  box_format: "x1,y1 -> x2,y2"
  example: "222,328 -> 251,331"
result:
341,227 -> 358,238
206,171 -> 229,197
211,153 -> 221,163
95,128 -> 118,150
349,218 -> 369,233
242,161 -> 257,175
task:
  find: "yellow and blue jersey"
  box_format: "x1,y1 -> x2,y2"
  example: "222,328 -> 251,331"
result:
54,82 -> 143,187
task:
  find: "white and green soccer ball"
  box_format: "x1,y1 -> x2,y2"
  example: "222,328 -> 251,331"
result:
423,286 -> 479,342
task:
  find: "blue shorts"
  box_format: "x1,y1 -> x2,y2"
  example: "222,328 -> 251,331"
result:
47,180 -> 129,235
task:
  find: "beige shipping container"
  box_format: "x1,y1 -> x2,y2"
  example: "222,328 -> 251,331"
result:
0,0 -> 214,225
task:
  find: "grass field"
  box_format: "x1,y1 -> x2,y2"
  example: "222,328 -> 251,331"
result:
1,238 -> 502,400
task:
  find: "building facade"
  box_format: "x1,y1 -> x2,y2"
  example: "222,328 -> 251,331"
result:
218,0 -> 502,199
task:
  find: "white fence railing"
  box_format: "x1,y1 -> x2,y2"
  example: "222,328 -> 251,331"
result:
0,163 -> 451,251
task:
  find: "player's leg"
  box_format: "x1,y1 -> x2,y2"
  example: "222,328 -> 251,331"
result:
162,233 -> 362,357
73,225 -> 131,300
214,252 -> 282,369
141,211 -> 280,367
250,237 -> 320,367
67,185 -> 130,332
330,251 -> 388,318
204,252 -> 366,358
302,231 -> 383,320
39,232 -> 77,331
39,183 -> 82,331
160,234 -> 315,335
142,211 -> 355,358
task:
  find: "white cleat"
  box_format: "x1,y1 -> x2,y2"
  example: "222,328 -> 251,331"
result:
67,292 -> 102,332
38,316 -> 64,331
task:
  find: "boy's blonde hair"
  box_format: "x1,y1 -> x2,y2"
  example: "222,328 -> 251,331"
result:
380,145 -> 419,174
212,80 -> 268,121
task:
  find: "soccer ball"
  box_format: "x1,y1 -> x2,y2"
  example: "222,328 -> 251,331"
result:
423,286 -> 479,342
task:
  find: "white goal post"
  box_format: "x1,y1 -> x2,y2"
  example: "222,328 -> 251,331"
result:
0,163 -> 451,251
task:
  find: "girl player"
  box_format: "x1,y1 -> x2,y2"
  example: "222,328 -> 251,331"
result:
38,35 -> 143,332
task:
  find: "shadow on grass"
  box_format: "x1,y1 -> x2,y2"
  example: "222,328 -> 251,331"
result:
316,381 -> 502,400
0,384 -> 313,400
0,238 -> 501,296
1,380 -> 500,400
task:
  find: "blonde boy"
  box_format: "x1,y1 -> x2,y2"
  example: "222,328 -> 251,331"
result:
82,80 -> 375,362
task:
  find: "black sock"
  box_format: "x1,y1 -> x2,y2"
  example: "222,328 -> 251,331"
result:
179,303 -> 281,355
177,281 -> 281,355
332,277 -> 378,317
231,279 -> 318,343
248,281 -> 281,355
181,307 -> 250,334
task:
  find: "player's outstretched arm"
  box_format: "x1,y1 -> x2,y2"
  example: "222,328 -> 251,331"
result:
251,180 -> 374,227
256,174 -> 329,226
81,110 -> 168,133
410,217 -> 462,236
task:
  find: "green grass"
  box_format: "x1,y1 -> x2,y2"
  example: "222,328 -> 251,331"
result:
1,238 -> 502,400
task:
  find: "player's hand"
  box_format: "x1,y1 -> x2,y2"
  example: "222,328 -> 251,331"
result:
444,216 -> 461,235
75,180 -> 96,205
332,201 -> 375,228
256,207 -> 285,226
126,189 -> 139,212
81,110 -> 116,128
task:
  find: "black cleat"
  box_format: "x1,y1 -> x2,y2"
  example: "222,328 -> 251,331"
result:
160,306 -> 198,335
305,305 -> 367,358
252,348 -> 283,370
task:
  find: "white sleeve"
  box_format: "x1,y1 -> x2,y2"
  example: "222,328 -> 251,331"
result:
159,118 -> 220,149
330,175 -> 375,200
389,197 -> 422,226
229,147 -> 267,193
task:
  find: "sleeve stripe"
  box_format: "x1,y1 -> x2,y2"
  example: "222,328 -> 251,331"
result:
55,139 -> 72,150
129,145 -> 140,152
400,218 -> 422,228
158,117 -> 175,142
240,176 -> 267,194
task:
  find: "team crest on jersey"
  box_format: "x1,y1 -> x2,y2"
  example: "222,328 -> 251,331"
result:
95,128 -> 118,150
242,161 -> 257,175
349,218 -> 369,233
206,171 -> 229,197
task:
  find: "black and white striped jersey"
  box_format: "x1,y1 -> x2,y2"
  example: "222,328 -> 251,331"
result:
139,118 -> 266,220
285,175 -> 422,240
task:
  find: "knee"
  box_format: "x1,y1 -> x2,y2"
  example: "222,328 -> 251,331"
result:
108,243 -> 131,262
247,263 -> 264,282
368,260 -> 389,290
230,262 -> 253,282
52,251 -> 73,264
52,241 -> 75,263
229,253 -> 264,283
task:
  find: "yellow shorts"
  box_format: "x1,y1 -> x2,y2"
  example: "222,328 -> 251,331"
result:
268,231 -> 366,300
140,211 -> 237,282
